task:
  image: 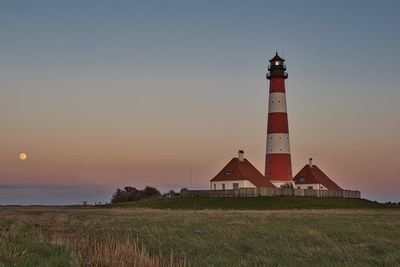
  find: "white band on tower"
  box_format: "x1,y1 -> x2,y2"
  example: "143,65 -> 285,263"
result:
266,133 -> 291,154
268,93 -> 288,113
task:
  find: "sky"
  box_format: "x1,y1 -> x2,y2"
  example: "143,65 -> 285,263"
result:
0,0 -> 399,204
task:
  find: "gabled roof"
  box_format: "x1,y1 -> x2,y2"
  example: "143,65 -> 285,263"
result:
211,158 -> 275,188
293,164 -> 343,191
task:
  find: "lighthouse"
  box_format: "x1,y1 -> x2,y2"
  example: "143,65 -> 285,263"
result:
265,52 -> 293,187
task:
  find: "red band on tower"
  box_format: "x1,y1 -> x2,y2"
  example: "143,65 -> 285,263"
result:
269,77 -> 286,93
267,113 -> 289,133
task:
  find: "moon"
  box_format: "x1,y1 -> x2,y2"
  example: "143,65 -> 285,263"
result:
19,153 -> 27,161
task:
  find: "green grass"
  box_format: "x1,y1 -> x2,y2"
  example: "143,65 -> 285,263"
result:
73,209 -> 400,266
110,196 -> 393,210
0,208 -> 177,267
0,228 -> 76,267
1,201 -> 400,266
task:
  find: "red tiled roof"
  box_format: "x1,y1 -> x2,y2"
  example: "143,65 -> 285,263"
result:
211,158 -> 275,188
293,164 -> 343,190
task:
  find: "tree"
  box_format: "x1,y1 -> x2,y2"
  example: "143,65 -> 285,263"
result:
111,186 -> 161,204
143,186 -> 161,197
111,188 -> 123,204
124,186 -> 137,193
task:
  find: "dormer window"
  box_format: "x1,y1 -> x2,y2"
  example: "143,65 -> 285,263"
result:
224,171 -> 233,176
299,176 -> 305,182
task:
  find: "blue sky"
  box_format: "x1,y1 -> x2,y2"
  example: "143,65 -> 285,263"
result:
1,0 -> 399,204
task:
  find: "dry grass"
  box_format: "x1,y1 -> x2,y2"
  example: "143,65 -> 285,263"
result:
0,209 -> 186,267
47,231 -> 174,267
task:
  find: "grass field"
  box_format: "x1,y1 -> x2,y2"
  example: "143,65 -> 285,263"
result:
0,197 -> 400,266
1,198 -> 400,267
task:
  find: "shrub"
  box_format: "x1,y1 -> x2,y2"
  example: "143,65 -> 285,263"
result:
162,190 -> 179,198
111,186 -> 161,204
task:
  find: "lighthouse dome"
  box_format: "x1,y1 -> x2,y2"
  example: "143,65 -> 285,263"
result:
269,52 -> 285,63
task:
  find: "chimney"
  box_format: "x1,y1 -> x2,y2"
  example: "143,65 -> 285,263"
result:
309,158 -> 313,168
238,150 -> 245,162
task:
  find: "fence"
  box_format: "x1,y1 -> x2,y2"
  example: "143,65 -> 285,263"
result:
180,188 -> 361,199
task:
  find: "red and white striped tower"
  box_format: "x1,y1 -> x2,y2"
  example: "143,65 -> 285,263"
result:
265,52 -> 293,187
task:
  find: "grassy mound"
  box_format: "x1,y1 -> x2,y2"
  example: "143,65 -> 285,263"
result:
110,196 -> 394,210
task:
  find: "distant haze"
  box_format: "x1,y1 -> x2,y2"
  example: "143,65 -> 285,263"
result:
1,1 -> 399,204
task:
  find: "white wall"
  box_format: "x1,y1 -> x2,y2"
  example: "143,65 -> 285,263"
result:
210,180 -> 256,190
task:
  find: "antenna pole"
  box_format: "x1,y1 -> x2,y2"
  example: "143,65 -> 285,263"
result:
189,169 -> 192,187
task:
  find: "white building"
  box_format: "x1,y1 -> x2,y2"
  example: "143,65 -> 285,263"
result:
292,158 -> 343,190
210,151 -> 275,190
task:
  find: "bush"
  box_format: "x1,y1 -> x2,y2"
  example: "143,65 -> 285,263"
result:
162,190 -> 180,198
111,186 -> 161,204
280,183 -> 294,188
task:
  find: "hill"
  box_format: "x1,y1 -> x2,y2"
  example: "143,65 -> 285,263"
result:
110,196 -> 394,210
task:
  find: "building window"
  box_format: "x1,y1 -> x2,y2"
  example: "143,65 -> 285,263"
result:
233,183 -> 239,190
222,183 -> 225,190
213,184 -> 216,190
307,186 -> 313,189
225,171 -> 232,176
299,176 -> 305,182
